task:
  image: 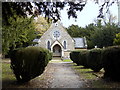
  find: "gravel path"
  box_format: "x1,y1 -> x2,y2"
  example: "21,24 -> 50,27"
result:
49,60 -> 84,88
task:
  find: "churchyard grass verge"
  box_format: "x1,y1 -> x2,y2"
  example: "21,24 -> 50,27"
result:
71,63 -> 96,80
2,61 -> 16,81
70,61 -> 120,88
63,59 -> 72,62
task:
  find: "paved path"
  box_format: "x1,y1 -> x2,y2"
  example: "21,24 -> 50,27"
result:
49,60 -> 84,88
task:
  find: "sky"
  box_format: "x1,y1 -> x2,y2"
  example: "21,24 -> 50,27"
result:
60,0 -> 118,28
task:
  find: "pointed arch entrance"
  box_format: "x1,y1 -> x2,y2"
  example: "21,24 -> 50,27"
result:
51,40 -> 64,57
53,44 -> 61,57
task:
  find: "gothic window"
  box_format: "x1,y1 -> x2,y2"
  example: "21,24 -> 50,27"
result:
47,41 -> 51,50
64,41 -> 66,49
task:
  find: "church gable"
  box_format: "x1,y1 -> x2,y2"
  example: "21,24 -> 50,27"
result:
39,21 -> 74,50
41,21 -> 73,41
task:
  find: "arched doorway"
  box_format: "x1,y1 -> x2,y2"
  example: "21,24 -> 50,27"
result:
53,44 -> 61,57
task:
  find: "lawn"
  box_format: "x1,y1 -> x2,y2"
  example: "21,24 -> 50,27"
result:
2,61 -> 17,88
71,63 -> 120,88
49,59 -> 72,63
63,59 -> 72,62
2,63 -> 15,80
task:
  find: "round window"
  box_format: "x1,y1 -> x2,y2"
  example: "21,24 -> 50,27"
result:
53,31 -> 60,38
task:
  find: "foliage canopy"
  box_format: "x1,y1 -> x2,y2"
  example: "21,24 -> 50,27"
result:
2,16 -> 36,55
67,20 -> 120,48
2,1 -> 118,24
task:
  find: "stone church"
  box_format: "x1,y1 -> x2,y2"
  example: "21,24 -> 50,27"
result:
33,21 -> 87,59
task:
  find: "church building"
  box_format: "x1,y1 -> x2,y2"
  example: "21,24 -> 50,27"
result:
33,21 -> 87,59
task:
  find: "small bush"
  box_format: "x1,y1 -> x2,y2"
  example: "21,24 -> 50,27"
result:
10,46 -> 51,82
102,46 -> 120,81
87,48 -> 102,72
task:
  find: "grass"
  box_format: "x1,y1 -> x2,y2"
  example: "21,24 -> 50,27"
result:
72,63 -> 96,80
63,59 -> 72,62
2,61 -> 17,88
71,63 -> 120,88
2,62 -> 16,80
49,59 -> 72,63
49,60 -> 63,63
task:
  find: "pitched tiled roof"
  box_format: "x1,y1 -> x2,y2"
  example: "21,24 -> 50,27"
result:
33,39 -> 40,43
73,38 -> 86,48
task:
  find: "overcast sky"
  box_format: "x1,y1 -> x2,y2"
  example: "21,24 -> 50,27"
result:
60,0 -> 118,28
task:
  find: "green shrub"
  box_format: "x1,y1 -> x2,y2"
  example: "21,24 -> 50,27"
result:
87,48 -> 102,72
10,46 -> 51,82
79,50 -> 89,68
70,50 -> 89,67
70,51 -> 80,65
70,49 -> 103,72
102,46 -> 120,81
48,51 -> 53,60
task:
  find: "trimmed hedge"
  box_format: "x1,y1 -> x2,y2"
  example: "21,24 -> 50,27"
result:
70,46 -> 120,81
70,51 -> 80,65
102,46 -> 120,81
70,50 -> 89,67
87,48 -> 102,72
10,46 -> 52,82
79,50 -> 89,68
70,49 -> 102,72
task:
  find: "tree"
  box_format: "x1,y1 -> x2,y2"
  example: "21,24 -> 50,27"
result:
2,16 -> 36,55
113,33 -> 120,45
66,25 -> 80,37
2,2 -> 37,56
33,16 -> 52,38
2,1 -> 118,24
91,23 -> 120,48
85,23 -> 97,48
102,11 -> 117,25
67,20 -> 120,49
